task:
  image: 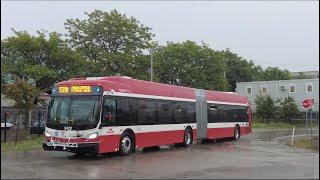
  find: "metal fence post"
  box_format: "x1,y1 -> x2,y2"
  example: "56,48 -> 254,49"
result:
15,115 -> 20,146
38,110 -> 41,136
290,126 -> 295,147
4,112 -> 7,142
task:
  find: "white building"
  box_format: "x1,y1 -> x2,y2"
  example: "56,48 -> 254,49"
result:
235,79 -> 319,113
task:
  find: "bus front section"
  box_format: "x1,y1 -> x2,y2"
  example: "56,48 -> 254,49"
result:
43,85 -> 103,154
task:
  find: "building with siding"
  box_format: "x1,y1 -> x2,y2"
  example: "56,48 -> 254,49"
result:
235,79 -> 319,113
290,71 -> 319,79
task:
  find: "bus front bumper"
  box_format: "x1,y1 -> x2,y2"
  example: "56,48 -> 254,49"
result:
43,142 -> 99,154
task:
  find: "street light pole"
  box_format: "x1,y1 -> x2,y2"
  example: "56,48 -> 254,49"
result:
150,49 -> 153,82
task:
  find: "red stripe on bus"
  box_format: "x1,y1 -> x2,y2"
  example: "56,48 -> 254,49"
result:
46,126 -> 251,154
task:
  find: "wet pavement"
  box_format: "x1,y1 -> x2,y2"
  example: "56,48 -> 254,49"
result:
1,129 -> 319,179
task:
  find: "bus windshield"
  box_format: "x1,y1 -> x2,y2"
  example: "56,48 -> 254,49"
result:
48,96 -> 101,125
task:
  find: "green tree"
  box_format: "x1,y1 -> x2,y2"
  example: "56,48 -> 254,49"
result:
65,9 -> 154,77
255,94 -> 276,123
2,77 -> 39,128
279,96 -> 300,123
222,53 -> 291,91
260,67 -> 291,81
251,65 -> 264,81
154,41 -> 229,91
1,30 -> 90,93
274,98 -> 282,122
222,49 -> 262,91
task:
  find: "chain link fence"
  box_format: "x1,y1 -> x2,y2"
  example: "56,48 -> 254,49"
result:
1,106 -> 48,142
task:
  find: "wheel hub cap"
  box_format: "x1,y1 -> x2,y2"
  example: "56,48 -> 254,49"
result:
122,137 -> 131,152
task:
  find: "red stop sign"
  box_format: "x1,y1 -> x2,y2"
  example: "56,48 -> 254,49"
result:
302,99 -> 314,109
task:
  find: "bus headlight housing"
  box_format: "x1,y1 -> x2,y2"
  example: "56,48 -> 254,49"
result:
86,132 -> 98,139
45,131 -> 51,137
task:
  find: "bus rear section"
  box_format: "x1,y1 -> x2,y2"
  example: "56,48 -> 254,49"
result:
205,103 -> 251,140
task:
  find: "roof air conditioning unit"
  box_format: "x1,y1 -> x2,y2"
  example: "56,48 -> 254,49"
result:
280,85 -> 286,91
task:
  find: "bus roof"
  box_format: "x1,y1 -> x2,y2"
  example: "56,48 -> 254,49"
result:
56,76 -> 249,105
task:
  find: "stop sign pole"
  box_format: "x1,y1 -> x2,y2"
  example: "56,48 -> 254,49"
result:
302,99 -> 314,138
305,107 -> 308,138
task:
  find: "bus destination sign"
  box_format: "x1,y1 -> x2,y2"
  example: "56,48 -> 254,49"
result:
71,86 -> 91,93
53,85 -> 102,96
58,86 -> 69,93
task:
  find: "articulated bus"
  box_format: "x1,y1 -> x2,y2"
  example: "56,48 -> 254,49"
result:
43,76 -> 252,155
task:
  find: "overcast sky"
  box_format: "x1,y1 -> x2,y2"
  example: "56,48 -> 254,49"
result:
1,1 -> 319,72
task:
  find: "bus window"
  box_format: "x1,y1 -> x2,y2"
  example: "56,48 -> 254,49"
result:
208,103 -> 219,123
239,106 -> 248,122
157,100 -> 173,124
138,99 -> 157,125
70,96 -> 100,124
102,98 -> 116,126
49,97 -> 70,124
128,98 -> 138,124
218,105 -> 229,122
116,98 -> 130,126
174,102 -> 187,124
186,103 -> 196,123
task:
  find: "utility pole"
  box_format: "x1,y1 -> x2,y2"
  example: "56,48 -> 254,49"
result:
150,45 -> 160,82
150,51 -> 153,82
223,49 -> 228,80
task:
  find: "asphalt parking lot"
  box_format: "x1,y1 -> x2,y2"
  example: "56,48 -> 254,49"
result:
1,129 -> 319,179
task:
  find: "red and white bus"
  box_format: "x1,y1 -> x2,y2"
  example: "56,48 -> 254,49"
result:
43,76 -> 252,155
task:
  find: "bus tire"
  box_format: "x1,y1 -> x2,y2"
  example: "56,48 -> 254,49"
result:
233,125 -> 240,140
182,128 -> 193,147
119,132 -> 133,156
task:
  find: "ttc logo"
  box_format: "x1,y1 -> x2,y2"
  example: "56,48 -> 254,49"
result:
106,128 -> 114,134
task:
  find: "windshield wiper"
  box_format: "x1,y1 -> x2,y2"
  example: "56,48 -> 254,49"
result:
92,101 -> 96,117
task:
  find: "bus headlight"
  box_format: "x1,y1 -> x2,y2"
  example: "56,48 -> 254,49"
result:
86,132 -> 98,139
45,131 -> 51,137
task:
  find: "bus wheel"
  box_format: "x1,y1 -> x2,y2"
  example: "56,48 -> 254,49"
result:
182,128 -> 193,147
119,132 -> 133,156
233,126 -> 240,140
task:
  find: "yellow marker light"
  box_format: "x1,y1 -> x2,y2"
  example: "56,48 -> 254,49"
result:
58,87 -> 69,93
71,86 -> 91,93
